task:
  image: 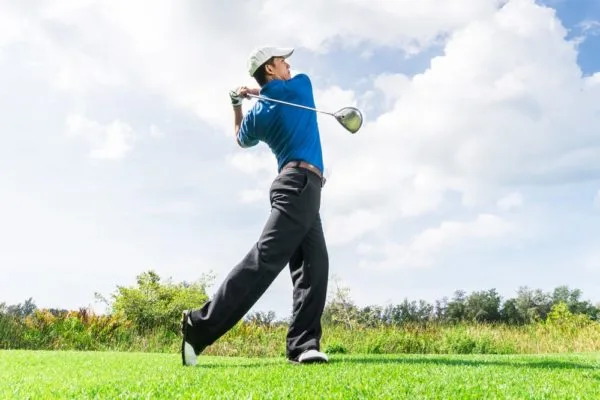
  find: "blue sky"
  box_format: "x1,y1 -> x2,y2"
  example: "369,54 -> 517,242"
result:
1,0 -> 600,320
546,0 -> 600,74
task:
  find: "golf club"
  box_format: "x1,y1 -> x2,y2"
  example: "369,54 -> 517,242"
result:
246,93 -> 363,134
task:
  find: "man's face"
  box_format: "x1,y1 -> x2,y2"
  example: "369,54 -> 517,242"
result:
268,56 -> 291,80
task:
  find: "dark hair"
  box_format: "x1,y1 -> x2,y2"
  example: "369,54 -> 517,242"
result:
253,57 -> 275,87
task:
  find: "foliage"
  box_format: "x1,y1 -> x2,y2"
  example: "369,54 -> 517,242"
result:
1,298 -> 36,318
2,273 -> 600,358
0,304 -> 133,351
321,284 -> 599,328
244,310 -> 282,327
321,279 -> 360,329
109,270 -> 213,334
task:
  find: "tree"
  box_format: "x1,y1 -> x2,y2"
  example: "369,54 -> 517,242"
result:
357,305 -> 384,327
109,270 -> 213,334
382,299 -> 425,325
5,297 -> 36,317
322,279 -> 359,329
500,298 -> 524,324
244,310 -> 277,327
433,297 -> 449,322
465,289 -> 502,323
446,290 -> 467,323
551,286 -> 597,317
513,287 -> 552,323
415,300 -> 435,323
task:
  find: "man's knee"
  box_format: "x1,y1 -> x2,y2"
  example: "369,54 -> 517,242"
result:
256,238 -> 297,273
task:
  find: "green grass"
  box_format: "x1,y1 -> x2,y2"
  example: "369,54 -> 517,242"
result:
1,350 -> 599,399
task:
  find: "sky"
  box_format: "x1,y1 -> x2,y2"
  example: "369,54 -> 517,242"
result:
1,0 -> 600,319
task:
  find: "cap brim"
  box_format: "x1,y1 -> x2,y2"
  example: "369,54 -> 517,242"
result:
273,47 -> 294,58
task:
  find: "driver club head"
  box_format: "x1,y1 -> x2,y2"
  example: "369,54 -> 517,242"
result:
334,107 -> 363,134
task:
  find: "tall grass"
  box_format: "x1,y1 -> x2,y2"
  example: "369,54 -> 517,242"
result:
2,303 -> 599,356
205,318 -> 600,357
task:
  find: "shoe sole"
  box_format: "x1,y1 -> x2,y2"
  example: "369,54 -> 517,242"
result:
287,357 -> 328,365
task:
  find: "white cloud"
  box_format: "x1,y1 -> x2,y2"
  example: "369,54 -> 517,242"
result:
586,72 -> 600,86
226,151 -> 277,179
325,209 -> 385,246
358,214 -> 515,269
317,0 -> 600,252
579,20 -> 600,37
259,0 -> 503,53
149,124 -> 165,138
239,189 -> 265,204
372,73 -> 412,109
0,4 -> 26,48
497,192 -> 523,210
2,0 -> 600,315
54,53 -> 125,93
0,0 -> 509,136
66,114 -> 135,159
583,250 -> 600,272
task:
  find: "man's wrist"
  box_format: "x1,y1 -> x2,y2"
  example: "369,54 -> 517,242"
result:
229,88 -> 243,107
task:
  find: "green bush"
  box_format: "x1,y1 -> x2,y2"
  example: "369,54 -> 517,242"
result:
3,278 -> 600,357
545,302 -> 592,330
0,313 -> 22,349
442,328 -> 477,354
109,270 -> 212,334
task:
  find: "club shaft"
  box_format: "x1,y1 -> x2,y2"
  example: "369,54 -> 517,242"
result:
247,94 -> 333,116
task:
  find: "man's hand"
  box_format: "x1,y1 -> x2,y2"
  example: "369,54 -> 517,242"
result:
229,86 -> 260,107
229,88 -> 244,107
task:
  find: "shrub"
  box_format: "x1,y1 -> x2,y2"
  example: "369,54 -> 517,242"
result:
109,270 -> 213,334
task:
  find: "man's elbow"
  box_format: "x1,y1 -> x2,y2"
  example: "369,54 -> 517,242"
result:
234,130 -> 244,147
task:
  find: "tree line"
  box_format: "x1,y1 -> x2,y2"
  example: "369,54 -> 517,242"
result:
317,284 -> 600,328
2,271 -> 599,333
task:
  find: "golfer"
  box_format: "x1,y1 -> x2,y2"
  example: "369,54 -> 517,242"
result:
181,46 -> 330,366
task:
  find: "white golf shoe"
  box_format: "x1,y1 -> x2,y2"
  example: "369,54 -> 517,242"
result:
291,349 -> 329,364
181,310 -> 198,366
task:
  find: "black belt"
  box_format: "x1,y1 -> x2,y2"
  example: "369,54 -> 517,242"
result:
282,160 -> 326,187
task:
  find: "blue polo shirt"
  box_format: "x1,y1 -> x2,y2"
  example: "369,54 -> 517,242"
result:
237,73 -> 324,174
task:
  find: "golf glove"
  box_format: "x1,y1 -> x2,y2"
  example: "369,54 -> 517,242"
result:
229,88 -> 243,107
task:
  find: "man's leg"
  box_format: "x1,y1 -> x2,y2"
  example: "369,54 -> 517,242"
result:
286,212 -> 329,361
184,168 -> 321,354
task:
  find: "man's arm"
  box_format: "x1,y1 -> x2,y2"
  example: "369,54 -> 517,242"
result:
233,105 -> 244,144
230,86 -> 261,147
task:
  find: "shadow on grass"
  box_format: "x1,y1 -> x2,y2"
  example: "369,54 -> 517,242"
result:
193,355 -> 599,371
328,355 -> 599,371
195,358 -> 285,369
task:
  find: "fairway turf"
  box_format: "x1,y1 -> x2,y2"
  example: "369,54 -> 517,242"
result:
1,350 -> 599,399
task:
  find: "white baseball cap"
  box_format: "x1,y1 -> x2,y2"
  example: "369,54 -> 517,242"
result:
247,46 -> 294,76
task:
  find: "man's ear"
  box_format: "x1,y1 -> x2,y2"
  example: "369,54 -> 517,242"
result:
264,63 -> 274,75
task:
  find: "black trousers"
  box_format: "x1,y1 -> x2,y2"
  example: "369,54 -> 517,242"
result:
187,166 -> 329,360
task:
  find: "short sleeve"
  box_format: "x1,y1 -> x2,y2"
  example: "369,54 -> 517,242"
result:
286,73 -> 312,93
237,109 -> 260,148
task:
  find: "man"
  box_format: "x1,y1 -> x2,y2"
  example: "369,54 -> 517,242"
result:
181,46 -> 330,366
